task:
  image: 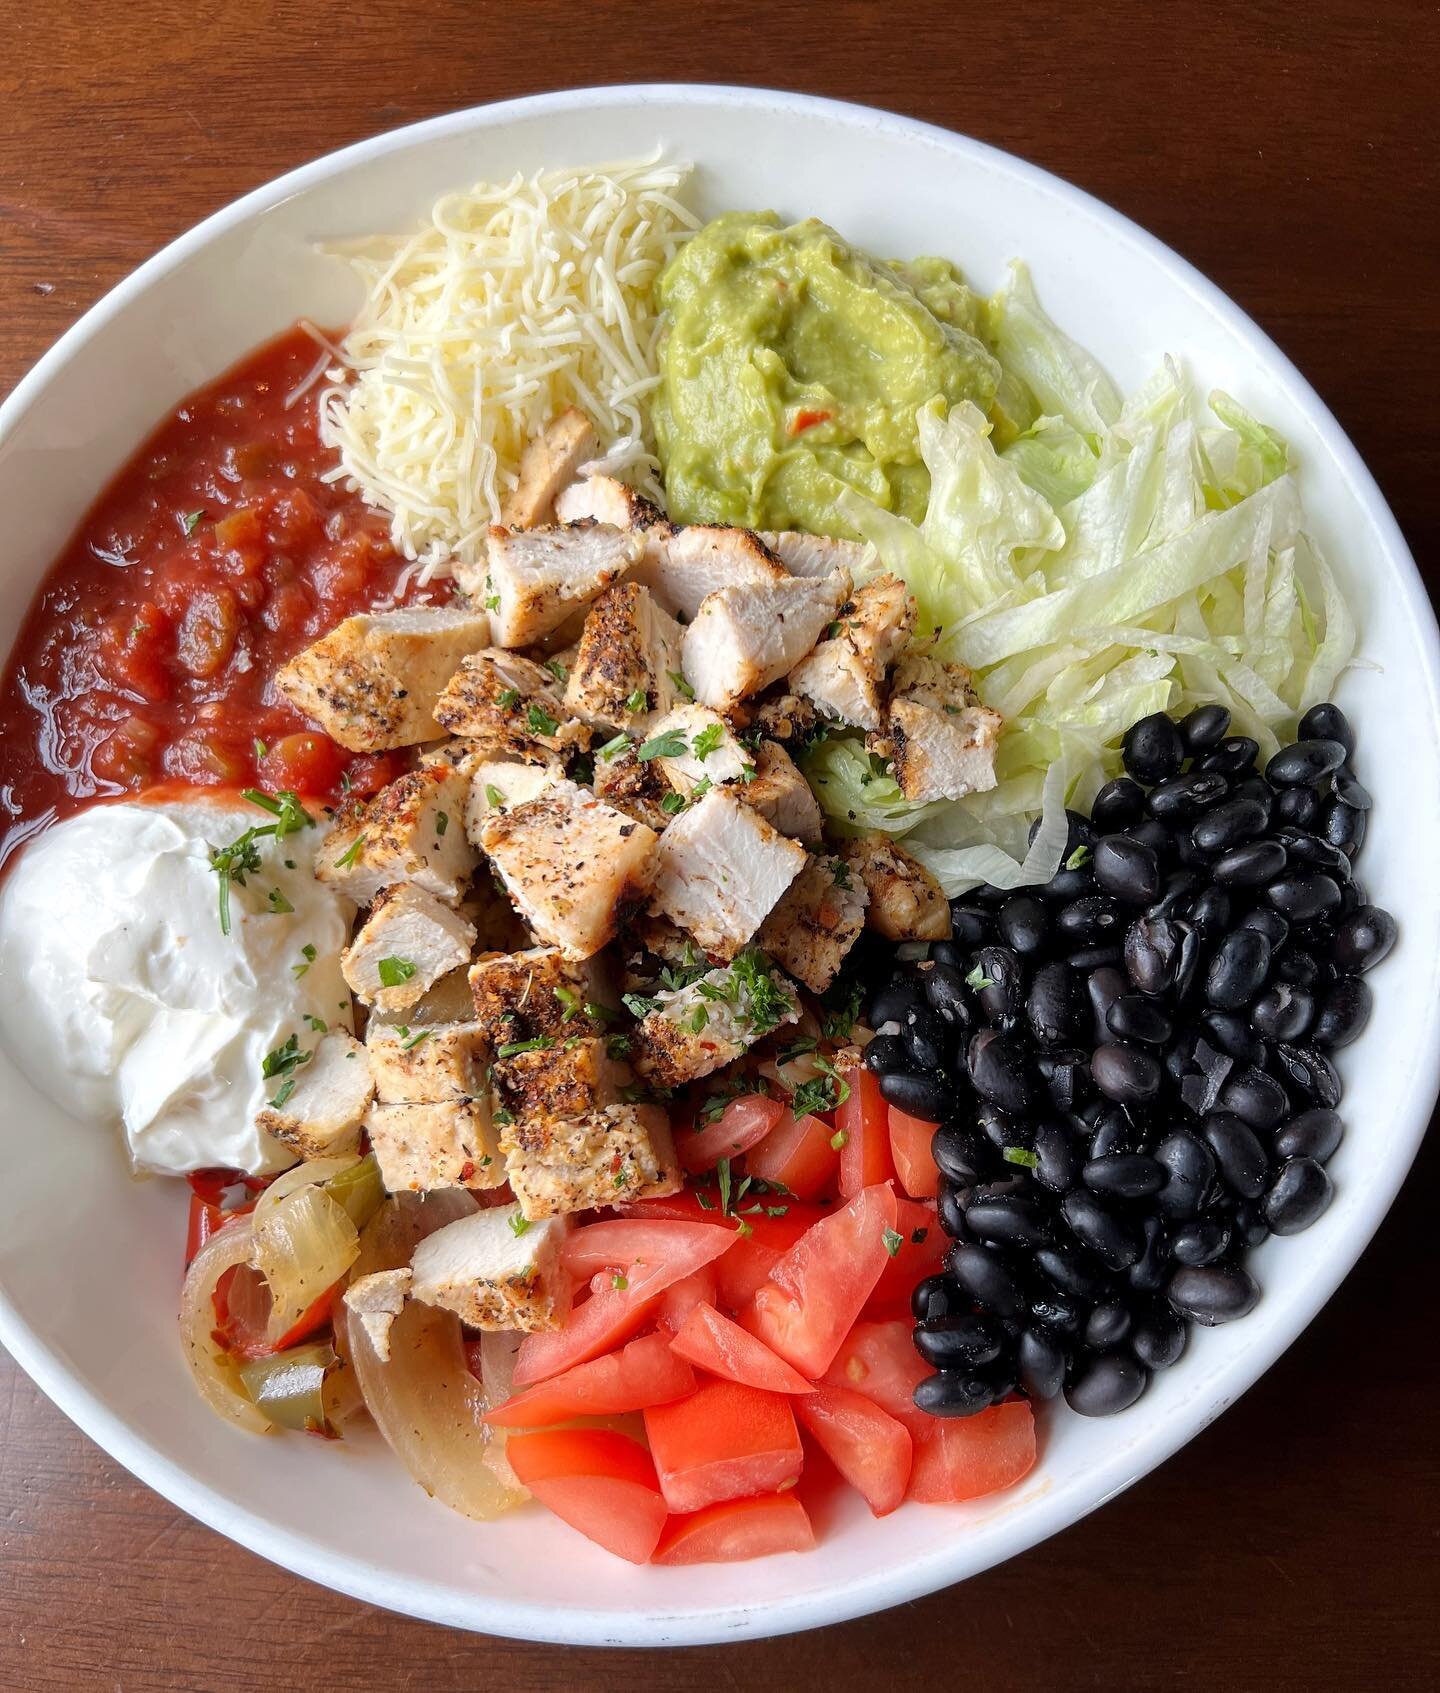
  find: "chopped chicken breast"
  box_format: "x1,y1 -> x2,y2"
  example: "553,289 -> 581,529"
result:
464,756 -> 564,844
433,648 -> 590,757
256,1030 -> 375,1160
738,740 -> 823,844
366,1020 -> 489,1104
758,532 -> 874,580
681,569 -> 852,710
644,702 -> 753,796
365,1098 -> 505,1192
479,779 -> 658,960
408,1203 -> 571,1333
757,854 -> 869,993
275,606 -> 493,752
870,654 -> 1003,803
494,1035 -> 630,1122
648,787 -> 807,960
501,1104 -> 681,1220
316,765 -> 477,907
501,409 -> 597,530
788,574 -> 918,731
840,834 -> 952,942
468,945 -> 614,1044
563,581 -> 685,731
591,741 -> 675,833
632,956 -> 801,1087
456,523 -> 642,648
554,473 -> 667,532
343,1268 -> 412,1363
633,525 -> 788,621
418,736 -> 491,781
342,884 -> 478,1012
751,692 -> 821,748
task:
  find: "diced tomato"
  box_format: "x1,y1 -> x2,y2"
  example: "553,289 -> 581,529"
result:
212,1266 -> 338,1361
485,1333 -> 695,1428
652,1494 -> 815,1564
186,1167 -> 249,1206
822,1317 -> 931,1437
506,1429 -> 667,1564
657,1263 -> 719,1334
644,1378 -> 804,1514
888,1106 -> 941,1199
714,1236 -> 783,1310
617,1192 -> 827,1237
676,1094 -> 784,1174
747,1184 -> 899,1379
795,1384 -> 913,1518
746,1107 -> 840,1200
260,730 -> 344,798
670,1302 -> 815,1396
561,1219 -> 736,1281
907,1400 -> 1037,1504
788,408 -> 832,436
866,1197 -> 943,1314
183,1194 -> 255,1267
836,1067 -> 896,1199
514,1227 -> 736,1386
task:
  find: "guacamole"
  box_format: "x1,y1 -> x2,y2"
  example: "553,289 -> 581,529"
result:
652,212 -> 1000,535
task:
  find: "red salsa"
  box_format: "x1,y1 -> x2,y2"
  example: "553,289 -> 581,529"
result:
0,327 -> 442,867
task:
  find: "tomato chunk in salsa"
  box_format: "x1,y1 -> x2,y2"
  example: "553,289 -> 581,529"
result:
0,327 -> 442,865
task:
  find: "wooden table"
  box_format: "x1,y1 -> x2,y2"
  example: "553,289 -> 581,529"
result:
2,3 -> 1437,1687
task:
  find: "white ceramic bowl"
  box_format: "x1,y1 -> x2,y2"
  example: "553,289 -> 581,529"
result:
0,85 -> 1436,1648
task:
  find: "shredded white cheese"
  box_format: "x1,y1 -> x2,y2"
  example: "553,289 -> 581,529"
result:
317,153 -> 697,581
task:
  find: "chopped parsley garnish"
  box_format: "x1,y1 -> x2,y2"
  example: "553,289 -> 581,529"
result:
376,956 -> 418,989
882,1227 -> 904,1258
587,1000 -> 621,1025
243,787 -> 312,838
1003,1145 -> 1040,1170
208,830 -> 265,937
728,949 -> 794,1037
1065,844 -> 1092,870
400,1028 -> 433,1052
493,1107 -> 515,1126
792,1065 -> 845,1119
553,985 -> 581,1021
830,1128 -> 849,1150
819,974 -> 864,1043
716,1158 -> 733,1215
182,509 -> 206,535
508,1212 -> 531,1238
622,992 -> 661,1019
691,722 -> 724,762
303,1014 -> 328,1034
611,1271 -> 629,1291
496,687 -> 520,709
527,703 -> 559,736
658,942 -> 709,993
435,811 -> 449,836
261,1033 -> 312,1107
636,727 -> 688,762
598,733 -> 631,762
497,1036 -> 552,1058
777,1035 -> 819,1066
291,942 -> 318,979
623,687 -> 649,714
667,670 -> 695,701
485,783 -> 505,808
699,1073 -> 766,1122
660,791 -> 687,816
612,1163 -> 633,1188
831,859 -> 852,890
544,658 -> 568,684
253,738 -> 268,760
333,833 -> 366,869
739,762 -> 758,783
735,1219 -> 754,1238
965,964 -> 995,991
690,776 -> 712,802
606,1033 -> 633,1060
694,1191 -> 716,1210
685,1005 -> 709,1033
266,887 -> 294,915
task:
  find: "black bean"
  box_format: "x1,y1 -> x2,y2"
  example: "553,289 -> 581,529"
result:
1065,1352 -> 1149,1416
973,945 -> 1025,1028
878,1069 -> 952,1120
863,1034 -> 909,1075
1331,905 -> 1397,973
1249,982 -> 1316,1043
1333,768 -> 1372,810
1312,976 -> 1372,1048
1170,1216 -> 1232,1267
1047,862 -> 1096,901
1232,1202 -> 1271,1249
1017,1327 -> 1067,1400
1034,1242 -> 1113,1301
1212,839 -> 1288,885
967,1029 -> 1035,1114
1175,886 -> 1227,940
1105,994 -> 1173,1045
1122,712 -> 1184,783
905,1024 -> 946,1071
1230,775 -> 1275,818
1267,872 -> 1342,921
1127,1216 -> 1172,1293
913,1371 -> 995,1419
921,962 -> 968,1020
974,1102 -> 1020,1152
1298,702 -> 1355,758
1088,1104 -> 1145,1159
1082,1153 -> 1165,1199
1147,867 -> 1205,919
1093,836 -> 1162,905
1239,907 -> 1290,947
1197,736 -> 1260,775
1273,1107 -> 1343,1164
1274,947 -> 1324,990
1124,916 -> 1191,996
1218,1065 -> 1289,1130
1168,1263 -> 1260,1325
1036,1049 -> 1092,1112
1274,786 -> 1322,829
911,1274 -> 960,1323
1093,776 -> 1147,831
1068,943 -> 1124,970
1180,703 -> 1232,752
998,894 -> 1050,956
965,1196 -> 1053,1250
1031,1121 -> 1082,1194
1154,1131 -> 1216,1219
1321,799 -> 1367,859
1061,1190 -> 1143,1270
1091,1042 -> 1163,1103
945,1243 -> 1024,1319
1205,929 -> 1272,1010
914,1313 -> 1005,1370
1084,1301 -> 1133,1350
1263,1157 -> 1334,1235
948,904 -> 995,947
1084,965 -> 1126,1042
1056,895 -> 1125,947
868,978 -> 924,1029
1025,961 -> 1082,1046
936,1180 -> 970,1240
1274,830 -> 1352,879
1179,1035 -> 1236,1116
1126,818 -> 1174,857
1192,797 -> 1268,853
1201,1011 -> 1266,1064
932,1122 -> 988,1186
1202,1112 -> 1270,1199
1131,1304 -> 1187,1370
1272,1042 -> 1343,1109
928,941 -> 967,971
1148,770 -> 1230,821
1265,738 -> 1348,786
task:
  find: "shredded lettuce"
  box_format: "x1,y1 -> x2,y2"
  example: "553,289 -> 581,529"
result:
806,271 -> 1356,895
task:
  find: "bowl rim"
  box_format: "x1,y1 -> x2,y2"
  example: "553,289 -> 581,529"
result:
1,81 -> 1436,1648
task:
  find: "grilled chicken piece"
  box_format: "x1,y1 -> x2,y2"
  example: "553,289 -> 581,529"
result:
840,834 -> 951,942
343,1269 -> 412,1363
342,884 -> 478,1012
788,574 -> 917,731
631,957 -> 800,1087
563,581 -> 685,731
456,523 -> 642,648
468,945 -> 613,1044
275,606 -> 493,752
433,648 -> 590,757
316,765 -> 477,907
555,473 -> 667,532
591,741 -> 675,833
255,1031 -> 375,1161
681,570 -> 852,710
418,736 -> 492,782
870,654 -> 1003,803
502,409 -> 597,530
751,692 -> 821,748
758,532 -> 874,581
464,756 -> 565,845
494,1036 -> 630,1122
647,788 -> 807,961
634,525 -> 789,621
408,1203 -> 571,1332
644,702 -> 753,797
365,1020 -> 490,1104
738,741 -> 823,844
757,854 -> 869,993
365,1098 -> 505,1191
501,1104 -> 681,1220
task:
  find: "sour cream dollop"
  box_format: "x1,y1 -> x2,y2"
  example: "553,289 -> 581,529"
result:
0,796 -> 355,1175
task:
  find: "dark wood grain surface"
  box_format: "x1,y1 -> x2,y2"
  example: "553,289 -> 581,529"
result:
2,3 -> 1438,1687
